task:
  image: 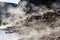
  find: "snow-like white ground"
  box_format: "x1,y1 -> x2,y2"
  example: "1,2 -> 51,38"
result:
0,30 -> 18,40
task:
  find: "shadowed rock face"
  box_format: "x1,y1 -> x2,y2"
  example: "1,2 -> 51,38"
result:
28,0 -> 57,6
20,0 -> 60,14
22,0 -> 57,8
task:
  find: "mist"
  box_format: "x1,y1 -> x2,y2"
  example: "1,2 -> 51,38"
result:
0,0 -> 60,40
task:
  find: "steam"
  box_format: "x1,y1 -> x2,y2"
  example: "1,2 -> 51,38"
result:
0,0 -> 60,40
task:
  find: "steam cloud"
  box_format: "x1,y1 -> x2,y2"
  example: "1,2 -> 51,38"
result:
0,0 -> 60,40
